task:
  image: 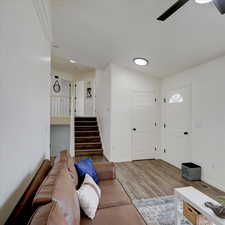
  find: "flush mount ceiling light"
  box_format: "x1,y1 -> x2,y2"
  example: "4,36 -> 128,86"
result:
69,59 -> 77,64
133,58 -> 149,66
195,0 -> 212,4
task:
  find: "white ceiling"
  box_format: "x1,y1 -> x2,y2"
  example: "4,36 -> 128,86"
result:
51,0 -> 225,77
51,55 -> 95,74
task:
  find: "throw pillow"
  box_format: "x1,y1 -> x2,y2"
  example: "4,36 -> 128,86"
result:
75,158 -> 99,184
77,174 -> 101,219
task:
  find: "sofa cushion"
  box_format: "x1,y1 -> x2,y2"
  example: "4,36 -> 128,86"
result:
48,161 -> 67,176
80,205 -> 146,225
52,167 -> 80,225
75,158 -> 99,184
93,162 -> 116,181
98,180 -> 131,209
33,166 -> 80,225
32,174 -> 57,209
32,162 -> 70,209
28,201 -> 68,225
56,150 -> 78,188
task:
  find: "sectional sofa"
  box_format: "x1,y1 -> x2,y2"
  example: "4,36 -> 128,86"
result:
5,150 -> 146,225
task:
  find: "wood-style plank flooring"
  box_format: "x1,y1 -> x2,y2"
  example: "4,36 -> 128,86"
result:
115,159 -> 224,201
75,156 -> 224,201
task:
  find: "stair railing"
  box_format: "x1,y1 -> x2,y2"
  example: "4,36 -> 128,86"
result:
50,95 -> 70,118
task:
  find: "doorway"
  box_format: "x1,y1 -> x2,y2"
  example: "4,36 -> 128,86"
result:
132,91 -> 158,160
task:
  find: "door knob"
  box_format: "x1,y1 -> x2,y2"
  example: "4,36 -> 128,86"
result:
184,132 -> 189,135
133,128 -> 136,131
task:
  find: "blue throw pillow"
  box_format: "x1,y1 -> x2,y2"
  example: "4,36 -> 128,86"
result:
75,158 -> 99,184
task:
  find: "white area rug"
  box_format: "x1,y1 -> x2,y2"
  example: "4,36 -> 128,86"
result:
133,195 -> 191,225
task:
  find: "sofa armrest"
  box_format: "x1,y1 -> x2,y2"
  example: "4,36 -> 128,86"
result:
94,162 -> 116,181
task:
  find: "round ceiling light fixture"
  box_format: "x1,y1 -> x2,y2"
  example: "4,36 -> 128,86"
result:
195,0 -> 212,4
133,57 -> 149,66
69,59 -> 77,64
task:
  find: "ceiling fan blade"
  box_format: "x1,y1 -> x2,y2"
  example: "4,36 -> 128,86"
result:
157,0 -> 190,21
213,0 -> 225,14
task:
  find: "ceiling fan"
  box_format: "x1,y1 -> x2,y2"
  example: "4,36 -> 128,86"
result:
157,0 -> 225,21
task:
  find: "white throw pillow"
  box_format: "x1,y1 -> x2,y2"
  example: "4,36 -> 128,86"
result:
77,174 -> 101,219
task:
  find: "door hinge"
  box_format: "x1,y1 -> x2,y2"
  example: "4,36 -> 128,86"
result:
164,123 -> 166,128
155,147 -> 157,151
163,98 -> 166,103
155,122 -> 157,127
164,149 -> 166,153
155,98 -> 157,102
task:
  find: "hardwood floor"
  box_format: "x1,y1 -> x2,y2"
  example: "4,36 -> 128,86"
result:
116,159 -> 224,201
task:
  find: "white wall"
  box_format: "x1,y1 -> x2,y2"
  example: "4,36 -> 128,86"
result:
95,68 -> 111,160
0,1 -> 50,224
161,55 -> 225,192
50,125 -> 70,157
95,64 -> 161,162
110,64 -> 161,162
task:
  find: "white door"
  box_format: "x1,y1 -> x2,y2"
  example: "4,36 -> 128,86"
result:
75,81 -> 84,116
132,91 -> 157,160
163,85 -> 192,168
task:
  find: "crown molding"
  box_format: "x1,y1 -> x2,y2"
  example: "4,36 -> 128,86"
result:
33,0 -> 52,42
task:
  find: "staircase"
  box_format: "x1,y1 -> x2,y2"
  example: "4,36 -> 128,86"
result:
75,117 -> 103,156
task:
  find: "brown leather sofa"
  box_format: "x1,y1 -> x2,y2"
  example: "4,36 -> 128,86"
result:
5,150 -> 146,225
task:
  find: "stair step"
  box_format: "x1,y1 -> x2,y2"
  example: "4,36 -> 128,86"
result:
75,131 -> 99,137
75,117 -> 97,122
74,117 -> 103,156
75,149 -> 103,156
75,137 -> 101,143
75,142 -> 102,150
75,121 -> 97,126
75,126 -> 98,131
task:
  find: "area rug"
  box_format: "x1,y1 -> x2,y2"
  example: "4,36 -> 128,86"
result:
133,195 -> 190,225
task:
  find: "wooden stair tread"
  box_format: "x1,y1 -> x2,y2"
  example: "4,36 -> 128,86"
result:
75,130 -> 99,132
76,136 -> 99,138
75,149 -> 103,152
76,125 -> 98,127
76,142 -> 101,145
75,117 -> 96,121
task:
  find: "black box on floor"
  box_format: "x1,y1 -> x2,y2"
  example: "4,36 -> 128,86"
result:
181,162 -> 201,181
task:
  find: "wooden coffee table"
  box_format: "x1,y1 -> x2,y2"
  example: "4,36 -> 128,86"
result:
175,187 -> 225,225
